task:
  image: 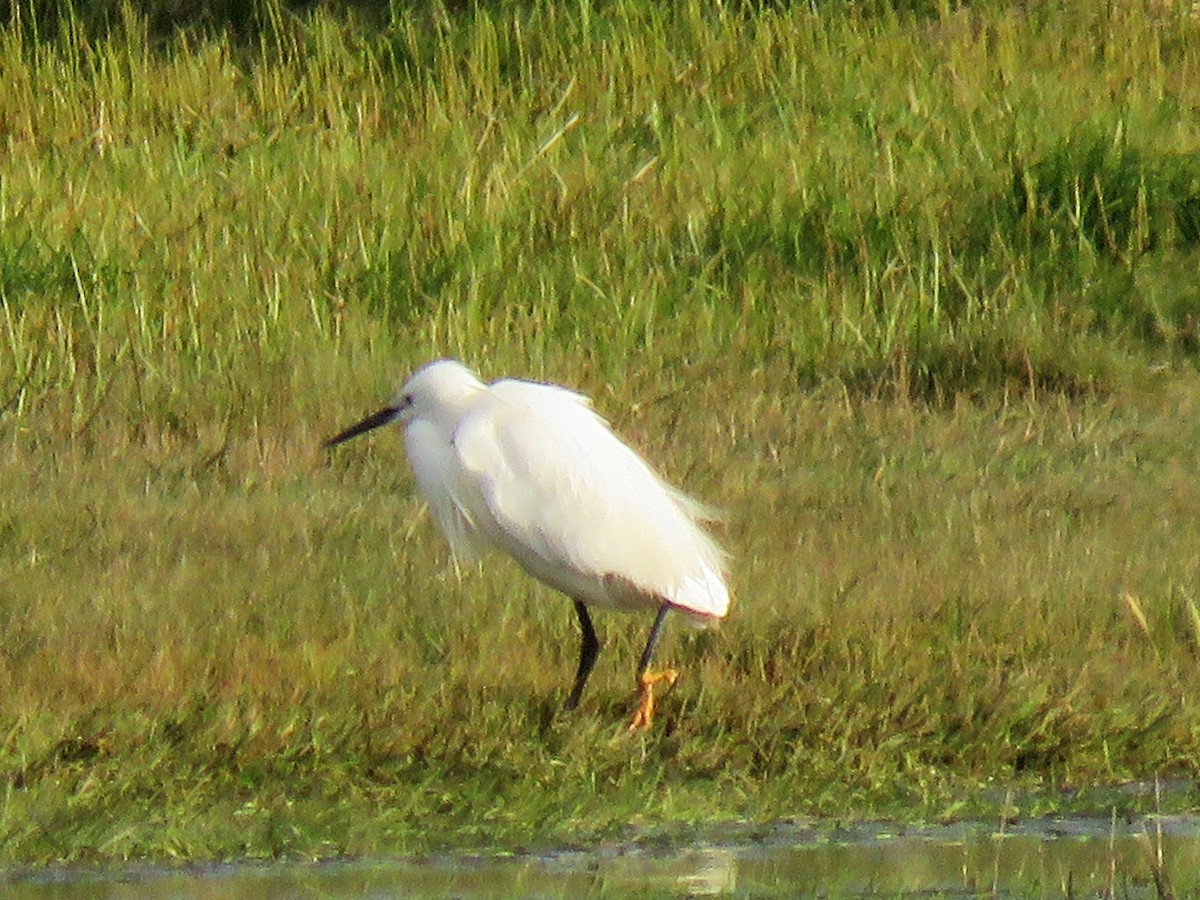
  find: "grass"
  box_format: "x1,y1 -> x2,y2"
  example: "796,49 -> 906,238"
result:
2,0 -> 1200,864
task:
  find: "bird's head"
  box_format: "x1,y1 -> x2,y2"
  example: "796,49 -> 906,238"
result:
325,359 -> 486,448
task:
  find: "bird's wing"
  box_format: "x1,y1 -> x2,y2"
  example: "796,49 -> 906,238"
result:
452,379 -> 728,618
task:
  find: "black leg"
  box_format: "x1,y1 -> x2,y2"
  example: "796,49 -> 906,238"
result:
636,604 -> 672,680
565,600 -> 600,710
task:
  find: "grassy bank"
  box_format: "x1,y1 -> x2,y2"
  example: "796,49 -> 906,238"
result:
2,0 -> 1200,863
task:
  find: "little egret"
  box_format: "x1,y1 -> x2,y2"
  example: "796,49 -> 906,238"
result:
325,360 -> 729,731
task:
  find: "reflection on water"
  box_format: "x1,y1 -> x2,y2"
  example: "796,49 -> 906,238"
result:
4,815 -> 1200,897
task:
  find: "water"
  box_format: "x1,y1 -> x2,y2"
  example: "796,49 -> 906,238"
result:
3,815 -> 1198,897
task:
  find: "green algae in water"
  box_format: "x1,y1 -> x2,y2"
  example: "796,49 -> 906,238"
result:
3,815 -> 1199,897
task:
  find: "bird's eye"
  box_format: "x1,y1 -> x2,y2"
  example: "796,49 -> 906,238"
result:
399,394 -> 414,409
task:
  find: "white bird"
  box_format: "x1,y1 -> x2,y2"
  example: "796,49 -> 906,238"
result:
325,360 -> 729,731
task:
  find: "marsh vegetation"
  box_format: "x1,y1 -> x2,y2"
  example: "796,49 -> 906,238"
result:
2,0 -> 1200,863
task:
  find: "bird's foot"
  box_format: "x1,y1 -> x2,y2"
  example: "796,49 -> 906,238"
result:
627,668 -> 678,732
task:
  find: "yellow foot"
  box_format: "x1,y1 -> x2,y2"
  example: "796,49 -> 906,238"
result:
627,668 -> 679,732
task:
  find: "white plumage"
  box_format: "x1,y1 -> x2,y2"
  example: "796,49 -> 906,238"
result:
326,359 -> 730,729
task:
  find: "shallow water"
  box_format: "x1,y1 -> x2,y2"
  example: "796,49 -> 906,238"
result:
4,815 -> 1199,897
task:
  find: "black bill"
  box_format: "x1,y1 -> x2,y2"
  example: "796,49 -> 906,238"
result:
324,406 -> 400,448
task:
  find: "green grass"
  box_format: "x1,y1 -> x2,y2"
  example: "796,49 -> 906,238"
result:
3,0 -> 1200,863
